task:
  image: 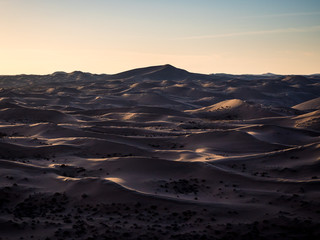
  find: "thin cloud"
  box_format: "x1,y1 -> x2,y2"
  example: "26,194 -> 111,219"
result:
180,25 -> 320,40
241,11 -> 320,19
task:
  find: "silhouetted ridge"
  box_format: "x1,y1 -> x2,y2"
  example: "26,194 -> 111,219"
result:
51,71 -> 67,76
282,75 -> 311,84
148,64 -> 191,80
109,64 -> 199,80
48,71 -> 109,82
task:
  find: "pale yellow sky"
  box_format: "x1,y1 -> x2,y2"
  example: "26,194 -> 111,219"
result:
1,0 -> 320,75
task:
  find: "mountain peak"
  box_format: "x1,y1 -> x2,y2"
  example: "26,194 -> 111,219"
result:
162,64 -> 175,68
109,64 -> 195,81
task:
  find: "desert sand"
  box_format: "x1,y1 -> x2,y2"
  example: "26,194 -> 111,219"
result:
0,64 -> 319,239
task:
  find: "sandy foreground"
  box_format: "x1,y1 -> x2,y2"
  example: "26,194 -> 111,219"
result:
0,65 -> 319,239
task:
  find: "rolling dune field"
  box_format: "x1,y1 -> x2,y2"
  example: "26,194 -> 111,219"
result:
0,65 -> 319,240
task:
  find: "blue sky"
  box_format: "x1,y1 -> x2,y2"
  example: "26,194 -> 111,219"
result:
1,0 -> 320,74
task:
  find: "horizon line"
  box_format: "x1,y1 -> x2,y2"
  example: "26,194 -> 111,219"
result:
0,64 -> 319,77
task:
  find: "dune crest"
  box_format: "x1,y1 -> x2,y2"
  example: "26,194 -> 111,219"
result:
187,99 -> 279,120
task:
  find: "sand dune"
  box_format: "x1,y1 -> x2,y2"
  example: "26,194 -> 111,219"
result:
293,110 -> 320,130
180,130 -> 286,154
240,124 -> 320,146
0,107 -> 75,123
293,96 -> 320,111
187,99 -> 280,120
0,65 -> 319,239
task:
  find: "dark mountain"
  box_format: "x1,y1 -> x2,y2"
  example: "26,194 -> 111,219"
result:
108,64 -> 207,81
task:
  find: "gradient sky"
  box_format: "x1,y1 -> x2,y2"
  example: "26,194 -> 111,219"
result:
1,0 -> 320,75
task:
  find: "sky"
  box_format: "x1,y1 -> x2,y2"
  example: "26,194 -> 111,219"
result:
1,0 -> 320,75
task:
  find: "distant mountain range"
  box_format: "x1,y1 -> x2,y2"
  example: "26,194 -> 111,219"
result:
1,64 -> 319,87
